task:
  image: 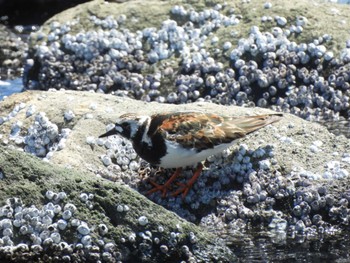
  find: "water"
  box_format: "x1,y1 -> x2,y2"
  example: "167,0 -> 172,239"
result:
231,234 -> 350,262
0,78 -> 23,100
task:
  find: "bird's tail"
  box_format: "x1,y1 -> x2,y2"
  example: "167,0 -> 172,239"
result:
230,113 -> 282,134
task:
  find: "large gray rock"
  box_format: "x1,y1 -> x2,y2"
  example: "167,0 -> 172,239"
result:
0,126 -> 235,262
22,0 -> 350,135
1,90 -> 350,261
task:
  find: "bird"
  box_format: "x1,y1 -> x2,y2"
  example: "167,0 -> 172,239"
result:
99,111 -> 282,199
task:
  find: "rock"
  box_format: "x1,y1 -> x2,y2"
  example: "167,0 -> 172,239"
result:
0,133 -> 235,262
22,0 -> 350,126
0,24 -> 27,79
1,90 -> 348,176
0,90 -> 350,256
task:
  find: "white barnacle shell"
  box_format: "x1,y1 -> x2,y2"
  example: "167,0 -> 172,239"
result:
211,36 -> 219,45
62,210 -> 72,220
89,103 -> 97,110
296,16 -> 308,26
10,121 -> 22,137
272,27 -> 283,37
80,193 -> 89,202
43,237 -> 54,246
50,21 -> 60,30
160,245 -> 168,253
324,51 -> 334,61
70,218 -> 81,227
77,222 -> 90,235
45,190 -> 55,200
96,138 -> 105,146
275,16 -> 287,27
101,155 -> 112,166
0,218 -> 12,229
314,45 -> 327,58
99,224 -> 108,235
13,219 -> 22,228
295,25 -> 303,34
45,151 -> 54,160
81,235 -> 92,246
57,139 -> 66,151
26,105 -> 36,117
128,233 -> 136,243
264,2 -> 272,9
138,216 -> 148,226
64,110 -> 75,121
117,205 -> 124,212
190,232 -> 197,244
42,215 -> 53,225
58,192 -> 67,200
50,232 -> 61,243
61,128 -> 71,138
57,219 -> 68,230
129,160 -> 140,171
259,160 -> 271,170
64,203 -> 77,213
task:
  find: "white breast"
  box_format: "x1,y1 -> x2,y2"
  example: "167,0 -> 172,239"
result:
159,140 -> 234,168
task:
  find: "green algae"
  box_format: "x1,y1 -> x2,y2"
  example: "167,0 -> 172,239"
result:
0,145 -> 236,262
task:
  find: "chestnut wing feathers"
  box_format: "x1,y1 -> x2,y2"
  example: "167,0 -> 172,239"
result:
148,112 -> 247,150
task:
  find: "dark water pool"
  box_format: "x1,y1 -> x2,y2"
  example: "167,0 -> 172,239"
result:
223,228 -> 350,262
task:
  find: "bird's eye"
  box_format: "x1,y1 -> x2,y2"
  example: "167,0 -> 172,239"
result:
115,122 -> 129,131
118,122 -> 131,138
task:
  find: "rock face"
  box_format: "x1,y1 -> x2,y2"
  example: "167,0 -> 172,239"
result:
0,24 -> 27,79
23,0 -> 350,126
0,101 -> 235,262
1,90 -> 350,261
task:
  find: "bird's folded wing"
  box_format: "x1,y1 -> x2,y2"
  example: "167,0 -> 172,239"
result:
150,112 -> 246,150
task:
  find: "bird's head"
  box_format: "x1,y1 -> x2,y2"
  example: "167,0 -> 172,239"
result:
99,113 -> 150,140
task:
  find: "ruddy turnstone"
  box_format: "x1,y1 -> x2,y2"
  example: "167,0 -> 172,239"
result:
99,111 -> 282,198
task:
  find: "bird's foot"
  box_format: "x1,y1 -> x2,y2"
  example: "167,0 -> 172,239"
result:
146,180 -> 171,198
146,168 -> 182,198
171,182 -> 192,199
171,163 -> 203,199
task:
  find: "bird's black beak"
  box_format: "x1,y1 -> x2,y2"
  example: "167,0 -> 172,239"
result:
99,129 -> 118,138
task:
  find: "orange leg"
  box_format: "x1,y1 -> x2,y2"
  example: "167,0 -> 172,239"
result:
146,168 -> 182,198
172,163 -> 203,199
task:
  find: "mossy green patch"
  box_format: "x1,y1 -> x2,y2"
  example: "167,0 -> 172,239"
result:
0,145 -> 236,261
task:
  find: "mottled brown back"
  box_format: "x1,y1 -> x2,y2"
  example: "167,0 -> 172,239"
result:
149,112 -> 282,150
